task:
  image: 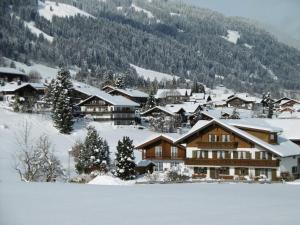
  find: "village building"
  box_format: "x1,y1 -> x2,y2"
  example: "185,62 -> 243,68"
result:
226,94 -> 259,110
155,89 -> 192,104
0,82 -> 42,104
72,82 -> 139,122
174,119 -> 300,180
135,134 -> 186,172
0,67 -> 29,82
108,88 -> 149,105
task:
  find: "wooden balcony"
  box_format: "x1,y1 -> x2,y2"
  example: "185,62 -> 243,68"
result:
144,155 -> 185,160
184,158 -> 279,167
196,142 -> 238,149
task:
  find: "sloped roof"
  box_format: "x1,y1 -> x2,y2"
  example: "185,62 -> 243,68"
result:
175,119 -> 300,157
109,88 -> 149,98
0,82 -> 38,92
0,67 -> 27,76
155,89 -> 191,99
141,106 -> 175,116
73,82 -> 139,107
165,102 -> 201,114
135,133 -> 184,149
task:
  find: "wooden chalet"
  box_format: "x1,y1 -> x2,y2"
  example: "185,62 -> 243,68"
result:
0,67 -> 29,82
135,134 -> 186,172
174,119 -> 300,180
108,88 -> 148,105
0,82 -> 39,103
155,89 -> 192,104
226,95 -> 256,110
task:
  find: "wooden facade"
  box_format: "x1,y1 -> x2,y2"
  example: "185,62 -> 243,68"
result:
226,97 -> 255,109
139,136 -> 186,160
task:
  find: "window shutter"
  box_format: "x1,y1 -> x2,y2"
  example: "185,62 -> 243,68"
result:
192,151 -> 197,158
255,152 -> 260,160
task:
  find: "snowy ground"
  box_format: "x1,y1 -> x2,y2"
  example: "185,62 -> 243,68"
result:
130,64 -> 179,82
1,182 -> 300,225
221,30 -> 240,44
0,108 -> 156,182
1,108 -> 300,225
38,0 -> 95,21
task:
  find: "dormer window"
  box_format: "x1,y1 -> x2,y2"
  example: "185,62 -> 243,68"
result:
270,134 -> 275,141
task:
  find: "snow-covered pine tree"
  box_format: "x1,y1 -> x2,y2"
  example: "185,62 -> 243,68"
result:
145,92 -> 156,110
51,69 -> 74,134
75,126 -> 109,174
115,73 -> 125,89
115,136 -> 136,180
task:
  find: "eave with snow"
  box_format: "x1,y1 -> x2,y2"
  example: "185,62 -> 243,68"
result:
0,67 -> 29,82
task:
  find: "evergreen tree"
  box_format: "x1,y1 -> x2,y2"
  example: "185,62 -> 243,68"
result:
267,100 -> 274,119
50,69 -> 74,134
145,92 -> 156,110
115,136 -> 136,180
75,126 -> 110,174
115,73 -> 125,89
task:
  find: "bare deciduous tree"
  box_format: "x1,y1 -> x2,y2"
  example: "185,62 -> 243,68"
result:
13,120 -> 64,182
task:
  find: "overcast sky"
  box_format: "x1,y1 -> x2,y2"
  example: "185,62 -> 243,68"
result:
184,0 -> 300,48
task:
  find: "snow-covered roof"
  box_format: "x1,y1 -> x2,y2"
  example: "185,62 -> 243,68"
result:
136,160 -> 155,167
226,119 -> 283,133
155,89 -> 191,99
175,119 -> 300,157
201,108 -> 253,119
135,133 -> 183,149
0,67 -> 27,76
73,82 -> 139,107
141,106 -> 175,116
109,88 -> 149,98
0,82 -> 39,92
279,99 -> 300,106
165,102 -> 202,114
226,93 -> 261,103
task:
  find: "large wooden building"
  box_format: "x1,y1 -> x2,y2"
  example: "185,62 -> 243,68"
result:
72,82 -> 139,122
0,67 -> 29,82
136,119 -> 300,180
108,88 -> 148,105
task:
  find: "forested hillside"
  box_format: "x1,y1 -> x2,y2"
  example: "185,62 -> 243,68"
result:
1,0 -> 300,97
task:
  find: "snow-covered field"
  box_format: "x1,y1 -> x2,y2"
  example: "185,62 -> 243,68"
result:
38,0 -> 95,21
1,109 -> 300,225
1,181 -> 300,225
0,108 -> 155,182
130,64 -> 179,82
131,3 -> 154,19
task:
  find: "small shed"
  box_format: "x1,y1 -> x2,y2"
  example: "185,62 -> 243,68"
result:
135,160 -> 156,175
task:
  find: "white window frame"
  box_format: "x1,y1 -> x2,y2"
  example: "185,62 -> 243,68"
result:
171,146 -> 178,158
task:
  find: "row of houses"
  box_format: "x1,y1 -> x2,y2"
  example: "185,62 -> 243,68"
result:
135,118 -> 300,180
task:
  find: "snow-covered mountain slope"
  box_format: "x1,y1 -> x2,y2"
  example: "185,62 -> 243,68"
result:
38,0 -> 95,21
4,58 -> 77,81
131,3 -> 154,19
0,108 -> 155,182
131,64 -> 179,82
24,21 -> 54,42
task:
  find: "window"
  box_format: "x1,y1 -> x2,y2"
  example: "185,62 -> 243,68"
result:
171,161 -> 179,168
292,166 -> 298,174
209,134 -> 217,142
154,162 -> 163,172
171,146 -> 178,158
155,146 -> 162,157
261,152 -> 267,160
270,134 -> 275,141
218,151 -> 225,159
194,167 -> 207,174
218,167 -> 230,175
222,134 -> 231,142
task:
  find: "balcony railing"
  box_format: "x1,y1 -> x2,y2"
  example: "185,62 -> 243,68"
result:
196,142 -> 238,149
144,155 -> 185,160
184,158 -> 279,167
